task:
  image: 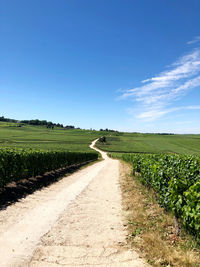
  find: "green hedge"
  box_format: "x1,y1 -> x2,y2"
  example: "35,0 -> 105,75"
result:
0,148 -> 98,187
111,153 -> 200,240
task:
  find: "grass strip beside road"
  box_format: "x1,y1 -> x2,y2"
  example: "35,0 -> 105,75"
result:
119,161 -> 200,267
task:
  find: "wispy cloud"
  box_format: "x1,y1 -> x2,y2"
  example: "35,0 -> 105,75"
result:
187,36 -> 200,45
120,47 -> 200,121
136,105 -> 200,121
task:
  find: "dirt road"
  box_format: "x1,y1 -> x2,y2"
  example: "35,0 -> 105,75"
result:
0,140 -> 149,266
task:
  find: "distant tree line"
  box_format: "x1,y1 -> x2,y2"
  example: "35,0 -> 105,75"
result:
0,116 -> 75,129
0,116 -> 17,123
20,119 -> 64,129
155,133 -> 175,135
99,128 -> 119,133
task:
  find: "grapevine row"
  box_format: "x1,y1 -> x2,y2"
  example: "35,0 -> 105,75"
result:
0,148 -> 98,187
111,153 -> 200,239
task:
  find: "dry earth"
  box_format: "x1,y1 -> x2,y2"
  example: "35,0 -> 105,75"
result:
0,140 -> 149,267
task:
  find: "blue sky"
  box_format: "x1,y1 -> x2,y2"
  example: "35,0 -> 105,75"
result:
1,0 -> 200,133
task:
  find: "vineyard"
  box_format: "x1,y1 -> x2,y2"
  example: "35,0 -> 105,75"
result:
0,148 -> 98,187
111,153 -> 200,240
97,133 -> 200,154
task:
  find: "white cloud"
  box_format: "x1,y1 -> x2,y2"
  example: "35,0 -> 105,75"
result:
137,105 -> 200,121
186,105 -> 200,110
136,107 -> 178,121
120,47 -> 200,121
187,36 -> 200,45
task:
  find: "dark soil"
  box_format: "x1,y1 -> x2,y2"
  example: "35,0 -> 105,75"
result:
0,160 -> 94,210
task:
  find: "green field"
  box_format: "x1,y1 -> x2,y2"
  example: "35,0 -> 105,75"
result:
96,133 -> 200,154
0,122 -> 102,152
0,122 -> 200,154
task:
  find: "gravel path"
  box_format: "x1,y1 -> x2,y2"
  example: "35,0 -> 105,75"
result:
0,140 -> 149,267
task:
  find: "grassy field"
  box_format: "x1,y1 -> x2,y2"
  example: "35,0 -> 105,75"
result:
0,122 -> 200,154
0,122 -> 102,152
96,133 -> 200,154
